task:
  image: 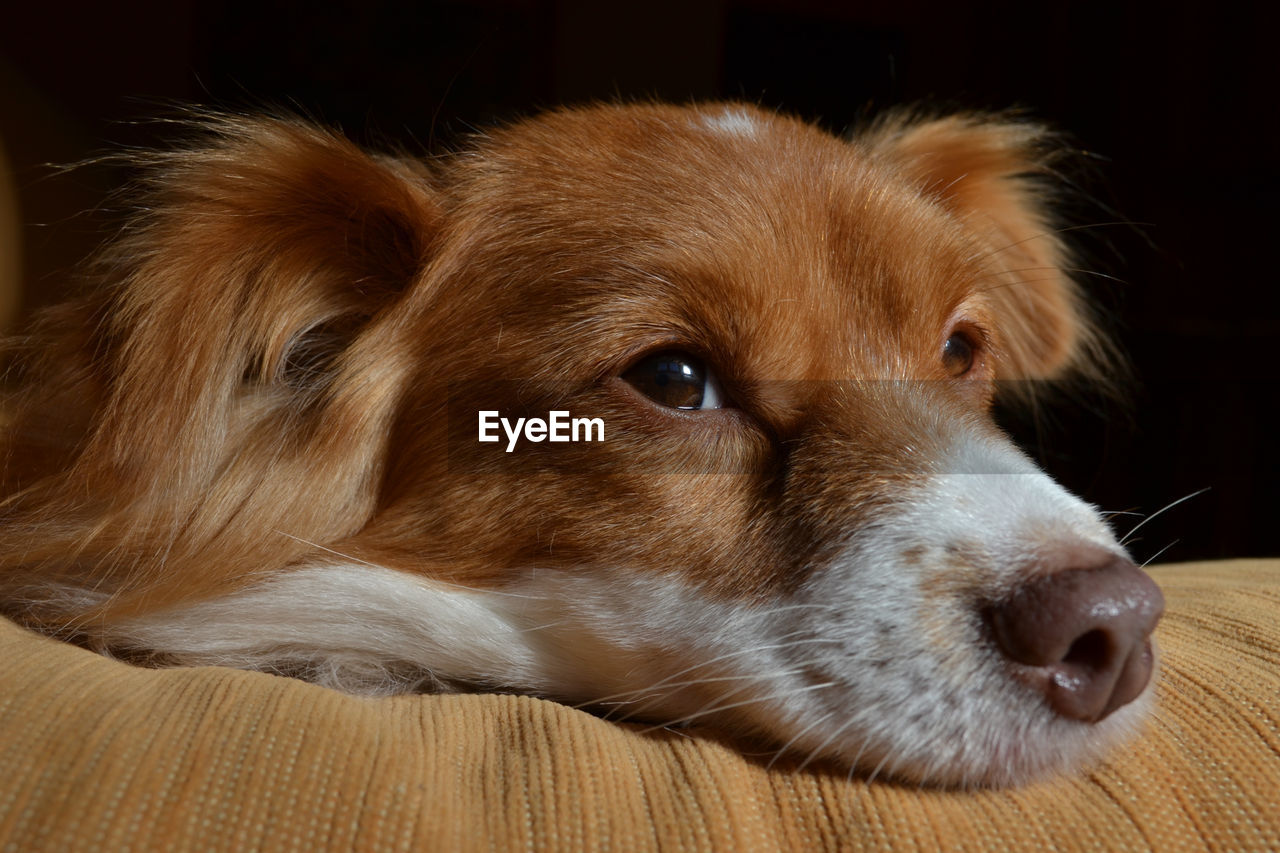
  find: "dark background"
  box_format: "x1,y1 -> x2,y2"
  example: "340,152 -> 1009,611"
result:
1,1 -> 1275,563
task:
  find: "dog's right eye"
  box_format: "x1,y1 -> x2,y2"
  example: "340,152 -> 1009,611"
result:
622,351 -> 724,410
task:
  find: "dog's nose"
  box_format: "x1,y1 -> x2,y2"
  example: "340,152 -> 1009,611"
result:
987,555 -> 1164,722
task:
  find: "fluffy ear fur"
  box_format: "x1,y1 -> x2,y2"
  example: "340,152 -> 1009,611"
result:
0,116 -> 442,626
858,113 -> 1098,382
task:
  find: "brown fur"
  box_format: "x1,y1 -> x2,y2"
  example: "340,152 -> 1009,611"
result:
1,103 -> 1094,635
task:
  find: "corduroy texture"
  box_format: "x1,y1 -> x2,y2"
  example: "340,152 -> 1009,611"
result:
1,559 -> 1277,852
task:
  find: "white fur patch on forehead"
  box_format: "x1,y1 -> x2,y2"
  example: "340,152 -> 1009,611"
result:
698,106 -> 762,139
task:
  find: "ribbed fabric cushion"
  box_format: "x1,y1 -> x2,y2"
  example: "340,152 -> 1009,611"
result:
2,559 -> 1277,851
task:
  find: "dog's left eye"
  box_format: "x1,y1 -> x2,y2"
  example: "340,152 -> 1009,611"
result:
942,332 -> 977,377
623,351 -> 724,410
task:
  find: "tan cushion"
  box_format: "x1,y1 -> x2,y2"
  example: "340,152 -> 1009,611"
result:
2,559 -> 1277,850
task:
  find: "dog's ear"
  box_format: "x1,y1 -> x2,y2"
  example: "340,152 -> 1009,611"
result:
90,115 -> 444,488
109,115 -> 442,394
859,114 -> 1098,381
1,116 -> 445,619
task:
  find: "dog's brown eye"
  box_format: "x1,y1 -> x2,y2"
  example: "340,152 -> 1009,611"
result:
942,332 -> 977,377
623,351 -> 724,410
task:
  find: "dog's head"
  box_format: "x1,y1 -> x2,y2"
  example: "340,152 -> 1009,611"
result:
0,102 -> 1160,787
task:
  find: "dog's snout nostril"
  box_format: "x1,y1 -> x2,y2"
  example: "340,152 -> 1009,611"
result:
988,554 -> 1165,723
1063,629 -> 1110,668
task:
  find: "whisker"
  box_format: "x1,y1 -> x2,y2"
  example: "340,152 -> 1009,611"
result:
636,681 -> 837,733
1140,539 -> 1180,568
588,667 -> 809,720
972,264 -> 1128,293
571,634 -> 839,711
863,749 -> 897,787
971,220 -> 1153,268
749,601 -> 842,618
841,725 -> 875,784
766,710 -> 838,769
1119,488 -> 1210,546
794,711 -> 870,774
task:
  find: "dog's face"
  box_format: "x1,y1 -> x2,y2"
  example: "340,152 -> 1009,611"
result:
0,103 -> 1162,787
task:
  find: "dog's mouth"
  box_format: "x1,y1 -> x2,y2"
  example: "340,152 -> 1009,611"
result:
743,622 -> 1162,788
512,556 -> 1163,789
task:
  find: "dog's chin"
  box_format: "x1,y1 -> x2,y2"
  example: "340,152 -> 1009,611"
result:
735,649 -> 1159,789
861,674 -> 1159,789
994,676 -> 1159,789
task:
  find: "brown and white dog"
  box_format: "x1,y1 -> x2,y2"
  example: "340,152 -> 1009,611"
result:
0,102 -> 1162,787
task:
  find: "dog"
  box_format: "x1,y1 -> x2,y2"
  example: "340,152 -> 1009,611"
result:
0,102 -> 1163,788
